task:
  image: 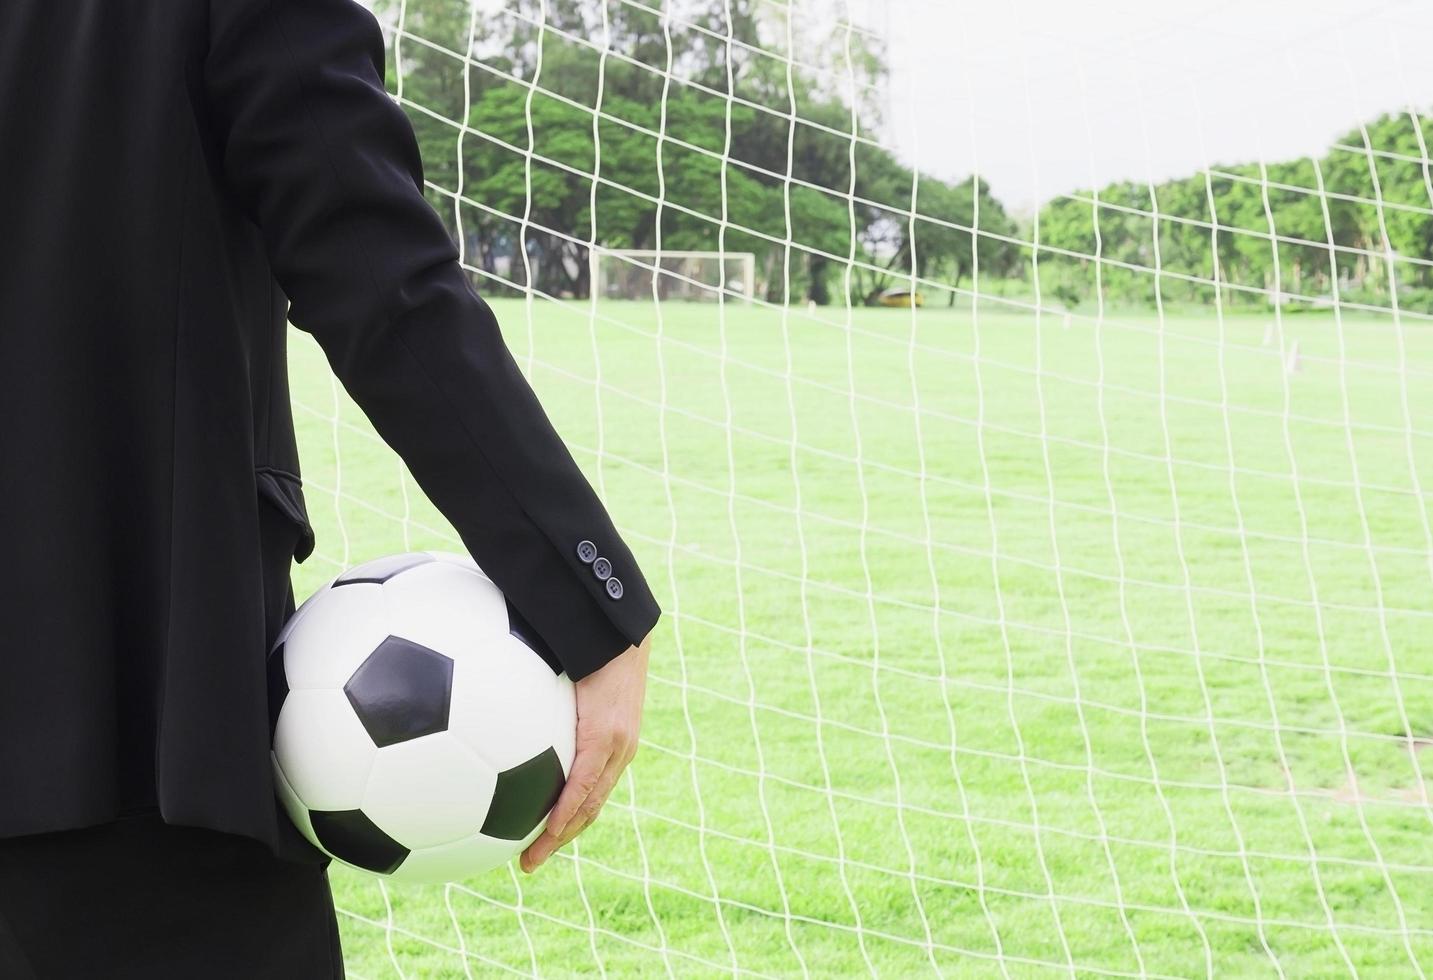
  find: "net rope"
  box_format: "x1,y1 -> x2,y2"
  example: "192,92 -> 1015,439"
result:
286,0 -> 1433,974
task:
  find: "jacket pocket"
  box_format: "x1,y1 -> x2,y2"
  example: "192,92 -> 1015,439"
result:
255,466 -> 316,563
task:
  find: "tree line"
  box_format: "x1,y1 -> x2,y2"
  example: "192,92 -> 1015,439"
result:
1037,113 -> 1433,313
379,0 -> 1433,312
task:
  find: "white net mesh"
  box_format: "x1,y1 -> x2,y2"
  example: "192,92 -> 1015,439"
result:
287,0 -> 1433,974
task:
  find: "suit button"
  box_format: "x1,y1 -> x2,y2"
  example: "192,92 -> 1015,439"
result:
576,540 -> 597,564
605,577 -> 623,600
591,556 -> 612,580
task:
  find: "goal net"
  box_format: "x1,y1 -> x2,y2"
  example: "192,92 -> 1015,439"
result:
285,0 -> 1433,974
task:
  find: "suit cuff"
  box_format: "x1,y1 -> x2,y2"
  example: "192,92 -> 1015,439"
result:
521,534 -> 661,682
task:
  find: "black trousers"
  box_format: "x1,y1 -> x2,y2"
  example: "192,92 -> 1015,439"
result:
0,808 -> 344,978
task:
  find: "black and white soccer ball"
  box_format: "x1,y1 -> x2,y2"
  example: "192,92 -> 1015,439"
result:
267,551 -> 576,883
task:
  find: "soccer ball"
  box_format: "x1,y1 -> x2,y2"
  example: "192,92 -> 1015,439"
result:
267,551 -> 576,883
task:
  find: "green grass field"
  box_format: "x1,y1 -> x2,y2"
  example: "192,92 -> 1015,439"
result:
286,296 -> 1433,978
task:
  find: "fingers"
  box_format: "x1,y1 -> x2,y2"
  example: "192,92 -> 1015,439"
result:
518,739 -> 609,874
519,750 -> 625,872
519,732 -> 639,873
559,746 -> 628,840
553,723 -> 640,837
519,636 -> 650,874
548,739 -> 611,840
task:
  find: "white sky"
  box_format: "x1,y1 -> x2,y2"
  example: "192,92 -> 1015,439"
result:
865,0 -> 1433,213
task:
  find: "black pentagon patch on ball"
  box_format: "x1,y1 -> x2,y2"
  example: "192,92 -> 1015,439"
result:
481,746 -> 565,841
344,636 -> 454,748
333,552 -> 435,586
505,598 -> 562,675
266,643 -> 288,744
310,809 -> 409,874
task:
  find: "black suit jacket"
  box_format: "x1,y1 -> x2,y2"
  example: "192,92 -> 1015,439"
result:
0,0 -> 660,864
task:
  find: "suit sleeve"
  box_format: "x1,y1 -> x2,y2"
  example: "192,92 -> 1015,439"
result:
202,0 -> 660,681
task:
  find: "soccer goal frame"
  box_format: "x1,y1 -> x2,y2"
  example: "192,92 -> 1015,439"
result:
589,248 -> 757,303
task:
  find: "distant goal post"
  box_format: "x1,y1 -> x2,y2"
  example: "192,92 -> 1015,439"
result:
589,248 -> 757,303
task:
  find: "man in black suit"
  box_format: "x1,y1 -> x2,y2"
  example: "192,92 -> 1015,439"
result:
0,0 -> 660,974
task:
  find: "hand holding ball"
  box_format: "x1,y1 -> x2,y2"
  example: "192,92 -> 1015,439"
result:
267,552 -> 576,882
